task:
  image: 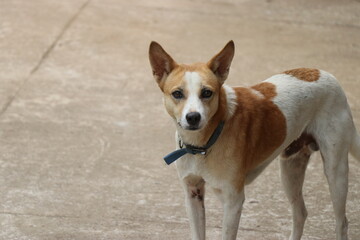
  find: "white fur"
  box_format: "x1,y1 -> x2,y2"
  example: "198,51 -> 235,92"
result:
249,87 -> 265,99
222,84 -> 237,118
280,148 -> 311,240
181,72 -> 207,129
351,132 -> 360,161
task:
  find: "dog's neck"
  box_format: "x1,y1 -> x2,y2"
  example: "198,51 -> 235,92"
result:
176,85 -> 236,147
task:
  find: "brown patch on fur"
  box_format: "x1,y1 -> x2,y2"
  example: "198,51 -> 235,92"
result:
283,68 -> 320,82
251,82 -> 277,99
200,85 -> 228,141
282,133 -> 319,158
205,83 -> 287,191
235,84 -> 286,176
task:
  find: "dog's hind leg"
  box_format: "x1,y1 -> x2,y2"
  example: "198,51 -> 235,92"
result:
320,144 -> 349,240
183,175 -> 206,240
280,134 -> 318,240
312,102 -> 354,240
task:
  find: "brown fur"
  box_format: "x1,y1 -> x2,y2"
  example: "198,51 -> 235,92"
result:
202,83 -> 287,191
230,84 -> 286,189
149,42 -> 178,89
207,41 -> 235,83
251,82 -> 277,99
284,68 -> 320,82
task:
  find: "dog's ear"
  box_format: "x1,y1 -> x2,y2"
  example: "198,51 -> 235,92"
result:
149,41 -> 177,89
207,40 -> 235,84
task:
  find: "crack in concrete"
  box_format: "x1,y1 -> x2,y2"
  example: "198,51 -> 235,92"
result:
0,0 -> 92,118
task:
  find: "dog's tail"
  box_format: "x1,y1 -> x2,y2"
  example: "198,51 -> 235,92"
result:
350,131 -> 360,162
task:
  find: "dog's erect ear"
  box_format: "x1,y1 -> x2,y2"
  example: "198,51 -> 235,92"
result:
207,40 -> 235,84
149,41 -> 177,88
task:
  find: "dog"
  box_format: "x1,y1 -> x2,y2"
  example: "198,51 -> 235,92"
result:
149,40 -> 360,240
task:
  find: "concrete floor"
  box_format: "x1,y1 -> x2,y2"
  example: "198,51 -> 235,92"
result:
0,0 -> 359,239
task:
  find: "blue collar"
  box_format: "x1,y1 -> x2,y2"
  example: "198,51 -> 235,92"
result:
163,121 -> 225,165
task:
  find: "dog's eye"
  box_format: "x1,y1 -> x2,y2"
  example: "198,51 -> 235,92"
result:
172,90 -> 184,99
201,89 -> 213,99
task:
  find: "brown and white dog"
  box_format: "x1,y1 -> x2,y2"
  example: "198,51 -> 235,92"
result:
149,40 -> 360,240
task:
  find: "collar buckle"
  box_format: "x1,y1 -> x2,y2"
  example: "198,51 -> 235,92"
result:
186,145 -> 207,155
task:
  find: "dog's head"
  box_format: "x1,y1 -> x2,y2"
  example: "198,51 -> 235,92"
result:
149,41 -> 235,131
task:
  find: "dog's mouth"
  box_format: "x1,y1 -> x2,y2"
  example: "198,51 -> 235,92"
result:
186,126 -> 200,131
177,121 -> 201,131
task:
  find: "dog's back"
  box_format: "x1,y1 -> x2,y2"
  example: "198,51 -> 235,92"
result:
264,69 -> 353,146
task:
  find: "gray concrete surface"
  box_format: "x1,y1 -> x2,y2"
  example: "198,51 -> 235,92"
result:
0,0 -> 359,239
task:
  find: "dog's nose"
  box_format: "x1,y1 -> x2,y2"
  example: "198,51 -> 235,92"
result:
186,112 -> 201,126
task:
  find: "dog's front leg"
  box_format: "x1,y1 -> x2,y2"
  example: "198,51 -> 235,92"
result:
183,176 -> 206,240
221,190 -> 245,240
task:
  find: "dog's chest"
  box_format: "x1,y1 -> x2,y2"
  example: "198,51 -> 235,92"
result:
175,148 -> 238,189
